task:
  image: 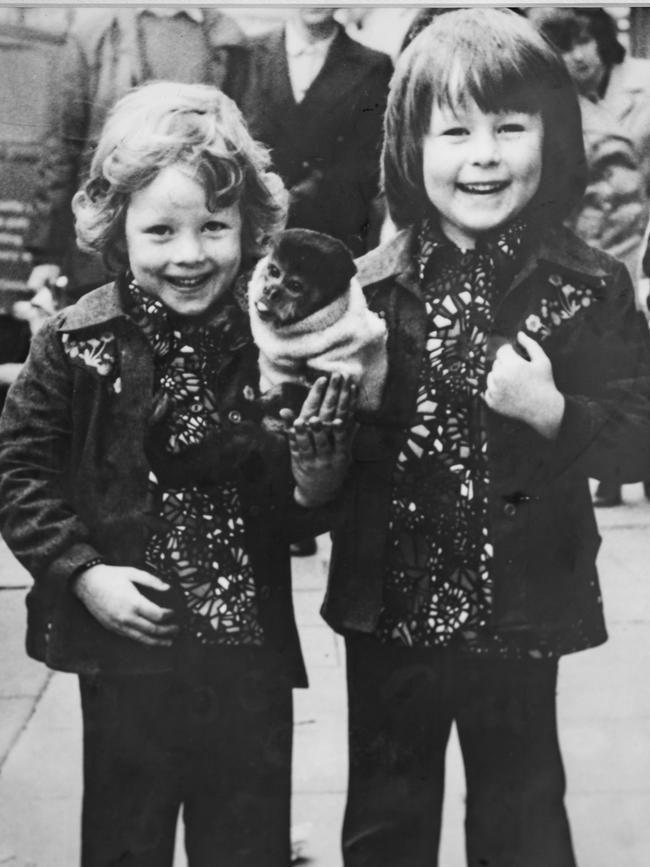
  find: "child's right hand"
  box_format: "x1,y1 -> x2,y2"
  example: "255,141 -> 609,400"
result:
72,564 -> 180,647
484,331 -> 565,440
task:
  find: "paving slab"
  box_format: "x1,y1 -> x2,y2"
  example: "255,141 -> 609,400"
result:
0,588 -> 51,770
0,537 -> 31,588
0,589 -> 47,698
569,792 -> 650,867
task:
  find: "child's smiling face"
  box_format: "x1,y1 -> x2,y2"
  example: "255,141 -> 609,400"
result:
125,164 -> 242,317
422,97 -> 544,250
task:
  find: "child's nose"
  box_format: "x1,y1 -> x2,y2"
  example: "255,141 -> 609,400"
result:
470,130 -> 500,165
172,232 -> 206,263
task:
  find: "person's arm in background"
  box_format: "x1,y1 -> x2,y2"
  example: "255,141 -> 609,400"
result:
24,32 -> 91,291
201,8 -> 252,107
571,96 -> 650,315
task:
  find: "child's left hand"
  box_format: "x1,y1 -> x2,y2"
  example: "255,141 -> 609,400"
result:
280,373 -> 358,507
484,331 -> 566,440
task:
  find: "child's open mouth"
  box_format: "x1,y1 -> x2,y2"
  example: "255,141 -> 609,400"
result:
457,181 -> 509,194
165,273 -> 213,289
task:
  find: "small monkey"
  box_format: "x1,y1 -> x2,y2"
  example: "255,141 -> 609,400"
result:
252,229 -> 357,327
249,229 -> 388,412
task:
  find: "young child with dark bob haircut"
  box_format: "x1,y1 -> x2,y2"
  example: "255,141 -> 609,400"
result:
0,81 -> 355,866
322,9 -> 650,866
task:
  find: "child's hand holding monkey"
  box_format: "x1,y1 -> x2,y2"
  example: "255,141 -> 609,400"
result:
280,373 -> 358,507
484,331 -> 566,440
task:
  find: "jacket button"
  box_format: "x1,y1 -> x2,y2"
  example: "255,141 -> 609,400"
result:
259,585 -> 271,601
228,410 -> 242,425
503,502 -> 517,518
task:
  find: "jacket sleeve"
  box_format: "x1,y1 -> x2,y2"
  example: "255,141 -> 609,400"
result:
23,34 -> 90,265
548,261 -> 650,482
0,319 -> 101,592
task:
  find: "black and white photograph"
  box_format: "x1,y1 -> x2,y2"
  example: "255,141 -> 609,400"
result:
0,4 -> 650,865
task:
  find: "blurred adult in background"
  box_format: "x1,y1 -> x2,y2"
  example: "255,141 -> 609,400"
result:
24,7 -> 249,307
529,7 -> 650,194
530,6 -> 650,508
339,7 -> 418,61
241,8 -> 392,260
241,7 -> 391,557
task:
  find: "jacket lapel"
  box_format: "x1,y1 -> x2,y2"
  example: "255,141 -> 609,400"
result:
298,28 -> 366,115
262,29 -> 297,115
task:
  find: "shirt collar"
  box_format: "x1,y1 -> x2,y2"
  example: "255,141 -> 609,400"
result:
138,7 -> 204,25
285,18 -> 337,58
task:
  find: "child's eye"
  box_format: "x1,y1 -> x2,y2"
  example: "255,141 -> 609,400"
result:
146,225 -> 171,236
498,123 -> 525,134
286,278 -> 303,294
204,220 -> 227,232
268,263 -> 281,279
442,127 -> 468,137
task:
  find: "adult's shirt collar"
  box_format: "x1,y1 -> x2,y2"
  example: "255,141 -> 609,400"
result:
284,18 -> 337,59
137,7 -> 204,24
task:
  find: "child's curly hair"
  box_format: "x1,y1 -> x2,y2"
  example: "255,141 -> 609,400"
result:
383,8 -> 587,230
73,81 -> 288,273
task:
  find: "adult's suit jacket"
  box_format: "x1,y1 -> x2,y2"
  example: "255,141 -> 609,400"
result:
241,25 -> 392,257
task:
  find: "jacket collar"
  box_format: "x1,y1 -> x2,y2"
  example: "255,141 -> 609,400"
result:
356,228 -> 419,295
57,282 -> 126,333
56,277 -> 254,355
355,223 -> 612,299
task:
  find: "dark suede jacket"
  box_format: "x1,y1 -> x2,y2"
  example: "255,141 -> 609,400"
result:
322,225 -> 650,655
0,281 -> 327,684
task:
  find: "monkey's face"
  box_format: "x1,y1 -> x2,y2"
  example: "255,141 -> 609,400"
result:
253,257 -> 315,327
250,228 -> 357,329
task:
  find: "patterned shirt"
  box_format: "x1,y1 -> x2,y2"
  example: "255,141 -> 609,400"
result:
127,279 -> 264,647
376,218 -> 527,654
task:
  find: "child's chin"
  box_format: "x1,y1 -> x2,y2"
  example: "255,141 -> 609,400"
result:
167,297 -> 214,318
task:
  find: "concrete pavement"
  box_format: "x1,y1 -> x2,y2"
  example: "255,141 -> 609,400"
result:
1,483 -> 650,865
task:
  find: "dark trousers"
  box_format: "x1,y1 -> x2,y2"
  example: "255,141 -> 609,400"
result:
79,662 -> 293,867
343,636 -> 577,867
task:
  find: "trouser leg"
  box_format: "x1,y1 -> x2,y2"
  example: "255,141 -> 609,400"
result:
342,636 -> 453,867
80,663 -> 293,867
183,667 -> 293,867
79,673 -> 181,867
455,656 -> 577,867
